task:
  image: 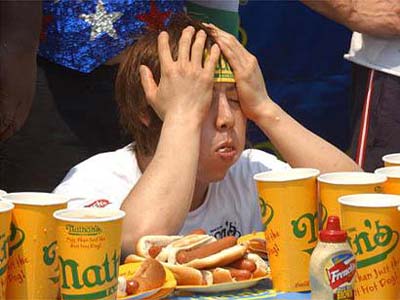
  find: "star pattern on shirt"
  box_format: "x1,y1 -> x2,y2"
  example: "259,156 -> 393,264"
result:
80,0 -> 123,41
136,0 -> 171,31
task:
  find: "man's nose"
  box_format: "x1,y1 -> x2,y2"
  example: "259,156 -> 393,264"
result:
215,97 -> 235,130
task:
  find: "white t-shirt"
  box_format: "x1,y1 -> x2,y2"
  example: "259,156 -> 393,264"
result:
53,145 -> 289,238
344,32 -> 400,77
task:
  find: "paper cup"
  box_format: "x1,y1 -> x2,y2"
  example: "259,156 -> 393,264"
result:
318,172 -> 386,228
0,201 -> 14,300
254,168 -> 320,292
0,190 -> 7,197
339,194 -> 400,300
382,153 -> 400,167
3,192 -> 68,299
54,208 -> 125,300
375,166 -> 400,195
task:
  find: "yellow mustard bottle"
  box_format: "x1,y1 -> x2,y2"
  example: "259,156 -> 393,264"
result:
310,215 -> 356,300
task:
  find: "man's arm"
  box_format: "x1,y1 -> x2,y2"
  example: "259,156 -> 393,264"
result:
0,1 -> 42,141
120,28 -> 220,256
301,0 -> 400,37
208,24 -> 362,173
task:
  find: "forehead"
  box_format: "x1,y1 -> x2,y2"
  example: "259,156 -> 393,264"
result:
213,82 -> 237,93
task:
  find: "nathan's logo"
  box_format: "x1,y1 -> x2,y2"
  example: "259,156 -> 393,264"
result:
348,219 -> 399,269
8,222 -> 25,257
43,241 -> 59,284
0,233 -> 8,276
59,251 -> 119,299
65,224 -> 102,236
291,211 -> 318,255
319,203 -> 328,228
374,185 -> 384,193
259,197 -> 273,229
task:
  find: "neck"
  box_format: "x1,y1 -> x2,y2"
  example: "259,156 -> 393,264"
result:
190,181 -> 209,212
136,149 -> 209,212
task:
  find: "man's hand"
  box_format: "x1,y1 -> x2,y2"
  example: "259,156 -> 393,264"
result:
206,24 -> 270,123
140,26 -> 220,123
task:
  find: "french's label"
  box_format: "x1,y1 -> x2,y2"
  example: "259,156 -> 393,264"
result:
325,252 -> 356,300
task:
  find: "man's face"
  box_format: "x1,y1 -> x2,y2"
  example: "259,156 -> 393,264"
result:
197,83 -> 247,183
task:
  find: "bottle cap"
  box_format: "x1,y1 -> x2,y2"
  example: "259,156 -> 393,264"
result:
319,215 -> 347,243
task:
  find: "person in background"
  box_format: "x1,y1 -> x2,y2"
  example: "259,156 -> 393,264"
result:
53,14 -> 361,258
301,0 -> 400,172
0,0 -> 239,193
0,1 -> 41,141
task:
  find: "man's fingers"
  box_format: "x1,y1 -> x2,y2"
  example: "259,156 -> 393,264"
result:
191,29 -> 207,65
158,31 -> 173,67
178,26 -> 195,62
204,43 -> 220,74
139,65 -> 157,103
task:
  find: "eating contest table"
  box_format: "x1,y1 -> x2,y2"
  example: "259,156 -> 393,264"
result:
168,279 -> 311,300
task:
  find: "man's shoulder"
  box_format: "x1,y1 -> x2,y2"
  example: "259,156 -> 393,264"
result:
74,145 -> 134,170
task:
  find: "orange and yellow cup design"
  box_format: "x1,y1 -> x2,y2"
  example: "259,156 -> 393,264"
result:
339,194 -> 400,300
375,166 -> 400,195
0,201 -> 14,300
2,192 -> 68,299
254,168 -> 320,292
317,172 -> 386,228
54,208 -> 125,300
382,153 -> 400,167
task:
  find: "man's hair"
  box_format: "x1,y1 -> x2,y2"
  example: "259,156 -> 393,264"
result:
116,13 -> 215,156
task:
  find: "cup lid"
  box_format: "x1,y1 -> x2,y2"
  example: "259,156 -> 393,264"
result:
338,193 -> 400,208
254,168 -> 320,182
318,171 -> 387,185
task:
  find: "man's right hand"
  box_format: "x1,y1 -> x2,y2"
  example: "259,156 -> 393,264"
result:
139,26 -> 220,124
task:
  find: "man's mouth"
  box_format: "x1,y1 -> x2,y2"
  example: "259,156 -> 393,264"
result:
216,145 -> 237,160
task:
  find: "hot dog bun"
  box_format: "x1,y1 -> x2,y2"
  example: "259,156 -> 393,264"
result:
117,258 -> 166,297
184,244 -> 248,269
133,258 -> 166,293
136,235 -> 182,258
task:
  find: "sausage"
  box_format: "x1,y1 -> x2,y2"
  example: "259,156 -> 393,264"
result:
228,268 -> 252,281
248,238 -> 267,253
227,258 -> 256,273
148,245 -> 163,258
189,228 -> 207,235
176,236 -> 237,264
125,279 -> 139,295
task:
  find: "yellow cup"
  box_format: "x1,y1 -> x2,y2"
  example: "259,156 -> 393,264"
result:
375,166 -> 400,195
2,193 -> 68,299
2,192 -> 68,299
382,153 -> 400,167
254,168 -> 320,292
318,172 -> 386,228
0,201 -> 14,300
54,208 -> 125,300
339,194 -> 400,300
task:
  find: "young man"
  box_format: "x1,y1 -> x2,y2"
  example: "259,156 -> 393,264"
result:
54,14 -> 361,258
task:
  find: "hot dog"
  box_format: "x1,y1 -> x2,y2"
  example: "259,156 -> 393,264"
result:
176,236 -> 237,264
117,258 -> 166,298
246,238 -> 268,260
227,258 -> 257,273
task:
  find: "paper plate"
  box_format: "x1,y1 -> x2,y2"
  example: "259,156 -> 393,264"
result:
237,231 -> 265,244
175,274 -> 271,293
118,262 -> 177,300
